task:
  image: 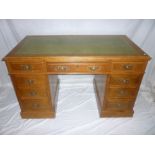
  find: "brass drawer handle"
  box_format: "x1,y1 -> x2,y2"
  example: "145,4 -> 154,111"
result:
88,66 -> 99,71
32,103 -> 40,109
118,90 -> 128,96
123,64 -> 133,70
119,79 -> 129,84
55,66 -> 69,71
29,91 -> 37,96
26,79 -> 34,85
117,103 -> 122,107
116,103 -> 128,109
108,103 -> 127,110
21,64 -> 32,71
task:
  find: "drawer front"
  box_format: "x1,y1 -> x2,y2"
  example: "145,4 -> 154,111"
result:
106,98 -> 135,104
17,88 -> 47,98
7,62 -> 45,73
109,74 -> 142,87
47,63 -> 111,74
20,99 -> 52,111
112,62 -> 146,73
107,88 -> 137,99
11,74 -> 47,88
105,102 -> 132,111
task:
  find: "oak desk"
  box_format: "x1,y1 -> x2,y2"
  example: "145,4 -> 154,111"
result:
3,35 -> 151,118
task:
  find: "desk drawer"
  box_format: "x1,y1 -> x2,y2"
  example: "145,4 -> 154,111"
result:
106,98 -> 135,103
107,87 -> 137,99
109,74 -> 142,87
7,62 -> 45,73
105,102 -> 132,111
47,63 -> 111,74
11,74 -> 47,88
112,62 -> 146,73
20,98 -> 51,111
17,88 -> 47,99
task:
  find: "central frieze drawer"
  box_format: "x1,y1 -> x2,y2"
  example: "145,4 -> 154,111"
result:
47,63 -> 111,74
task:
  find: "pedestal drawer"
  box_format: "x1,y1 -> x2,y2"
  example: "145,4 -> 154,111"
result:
17,88 -> 47,99
106,98 -> 135,103
105,102 -> 132,111
11,74 -> 47,88
109,74 -> 142,87
20,98 -> 52,111
107,87 -> 138,99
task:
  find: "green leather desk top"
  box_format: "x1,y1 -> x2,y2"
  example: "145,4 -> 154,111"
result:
7,35 -> 147,57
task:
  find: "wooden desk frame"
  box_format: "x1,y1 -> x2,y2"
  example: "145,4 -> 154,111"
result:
3,35 -> 151,118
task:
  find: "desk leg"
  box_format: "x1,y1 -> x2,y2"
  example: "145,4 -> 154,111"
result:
93,75 -> 107,117
48,75 -> 59,116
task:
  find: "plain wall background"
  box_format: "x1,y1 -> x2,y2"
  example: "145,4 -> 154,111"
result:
0,19 -> 155,87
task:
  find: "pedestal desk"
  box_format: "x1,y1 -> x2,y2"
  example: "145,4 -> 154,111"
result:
3,35 -> 151,118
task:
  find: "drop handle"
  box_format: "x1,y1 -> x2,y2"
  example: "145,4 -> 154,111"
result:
120,79 -> 129,84
32,103 -> 40,109
117,103 -> 122,107
26,79 -> 34,85
116,103 -> 127,109
123,64 -> 133,70
21,64 -> 32,71
118,90 -> 128,96
115,103 -> 122,108
29,91 -> 37,96
56,66 -> 69,71
88,66 -> 99,71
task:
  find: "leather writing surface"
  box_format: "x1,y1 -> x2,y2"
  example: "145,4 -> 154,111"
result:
13,35 -> 142,56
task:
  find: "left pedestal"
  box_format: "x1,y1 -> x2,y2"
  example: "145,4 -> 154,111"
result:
6,61 -> 58,119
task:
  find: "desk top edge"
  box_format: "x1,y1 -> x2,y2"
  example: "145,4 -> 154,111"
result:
3,35 -> 151,61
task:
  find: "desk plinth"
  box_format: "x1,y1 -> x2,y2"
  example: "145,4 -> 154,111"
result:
3,35 -> 151,118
